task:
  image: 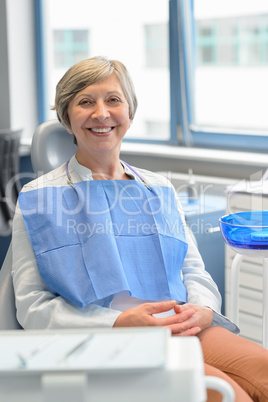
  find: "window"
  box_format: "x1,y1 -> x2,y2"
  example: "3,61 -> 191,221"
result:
144,24 -> 169,68
36,0 -> 268,151
196,15 -> 268,66
197,23 -> 217,65
53,30 -> 89,69
43,0 -> 170,141
145,120 -> 170,138
192,0 -> 268,142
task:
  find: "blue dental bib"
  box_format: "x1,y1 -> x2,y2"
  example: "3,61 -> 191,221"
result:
19,179 -> 188,307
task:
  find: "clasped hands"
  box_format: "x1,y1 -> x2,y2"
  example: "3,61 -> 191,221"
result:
113,300 -> 214,336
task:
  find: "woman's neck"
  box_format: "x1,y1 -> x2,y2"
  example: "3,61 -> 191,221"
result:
75,153 -> 128,180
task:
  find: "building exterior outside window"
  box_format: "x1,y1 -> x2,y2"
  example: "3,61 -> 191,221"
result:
197,15 -> 268,66
53,29 -> 89,69
194,1 -> 268,132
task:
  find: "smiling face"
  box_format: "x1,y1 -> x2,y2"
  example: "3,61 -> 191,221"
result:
67,74 -> 131,165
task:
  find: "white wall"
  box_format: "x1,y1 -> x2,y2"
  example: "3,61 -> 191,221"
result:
0,0 -> 11,128
0,0 -> 37,138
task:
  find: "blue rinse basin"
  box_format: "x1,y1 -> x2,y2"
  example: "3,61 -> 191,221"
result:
219,211 -> 268,255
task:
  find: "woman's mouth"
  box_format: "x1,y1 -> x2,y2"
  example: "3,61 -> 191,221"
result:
88,127 -> 114,133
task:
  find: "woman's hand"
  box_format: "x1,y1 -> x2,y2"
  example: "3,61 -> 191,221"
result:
171,303 -> 214,336
113,300 -> 178,328
113,301 -> 213,337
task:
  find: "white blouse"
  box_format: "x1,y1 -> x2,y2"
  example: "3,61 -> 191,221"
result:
11,156 -> 238,333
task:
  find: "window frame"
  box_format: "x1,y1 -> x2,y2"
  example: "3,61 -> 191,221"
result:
34,0 -> 268,152
34,0 -> 47,125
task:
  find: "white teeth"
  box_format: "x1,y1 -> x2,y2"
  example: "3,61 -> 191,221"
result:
90,127 -> 112,133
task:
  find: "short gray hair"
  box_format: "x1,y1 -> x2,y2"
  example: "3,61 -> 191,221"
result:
52,56 -> 138,134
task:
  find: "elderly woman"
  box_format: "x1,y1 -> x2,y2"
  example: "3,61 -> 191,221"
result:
12,56 -> 268,401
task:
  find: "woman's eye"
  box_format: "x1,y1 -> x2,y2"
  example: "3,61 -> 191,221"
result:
108,97 -> 120,104
79,99 -> 93,106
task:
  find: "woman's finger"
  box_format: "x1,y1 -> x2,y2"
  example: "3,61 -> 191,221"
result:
171,326 -> 201,336
155,308 -> 195,326
144,300 -> 177,314
164,314 -> 198,333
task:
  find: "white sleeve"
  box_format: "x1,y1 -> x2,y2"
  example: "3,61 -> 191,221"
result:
176,193 -> 239,334
11,204 -> 121,330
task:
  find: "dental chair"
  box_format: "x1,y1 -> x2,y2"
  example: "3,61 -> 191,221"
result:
0,120 -> 235,401
31,119 -> 76,174
0,120 -> 75,330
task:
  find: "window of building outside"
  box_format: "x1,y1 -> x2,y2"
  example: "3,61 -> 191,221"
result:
53,30 -> 89,69
193,0 -> 268,134
44,0 -> 170,141
197,15 -> 268,66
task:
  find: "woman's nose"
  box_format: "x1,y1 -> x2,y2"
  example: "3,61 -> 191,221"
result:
91,100 -> 109,120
